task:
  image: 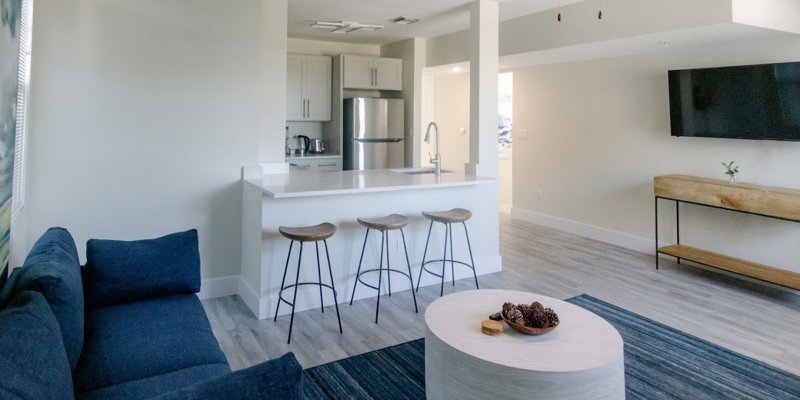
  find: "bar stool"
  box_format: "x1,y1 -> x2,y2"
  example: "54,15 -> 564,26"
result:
274,222 -> 342,344
416,208 -> 479,297
349,214 -> 418,324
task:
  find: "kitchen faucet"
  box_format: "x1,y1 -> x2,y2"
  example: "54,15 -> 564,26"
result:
424,122 -> 441,176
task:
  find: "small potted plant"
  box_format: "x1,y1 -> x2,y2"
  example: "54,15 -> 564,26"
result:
721,161 -> 739,184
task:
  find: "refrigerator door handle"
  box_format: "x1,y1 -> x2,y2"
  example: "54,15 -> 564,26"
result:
353,138 -> 403,143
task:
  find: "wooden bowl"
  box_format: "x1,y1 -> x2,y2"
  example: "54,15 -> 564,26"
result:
501,313 -> 559,335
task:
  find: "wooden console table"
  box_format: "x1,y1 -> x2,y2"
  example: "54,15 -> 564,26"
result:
654,175 -> 800,290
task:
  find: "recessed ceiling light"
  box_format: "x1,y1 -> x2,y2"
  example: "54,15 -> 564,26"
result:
452,67 -> 462,73
391,16 -> 420,25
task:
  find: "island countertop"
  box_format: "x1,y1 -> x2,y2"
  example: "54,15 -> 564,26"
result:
244,168 -> 496,199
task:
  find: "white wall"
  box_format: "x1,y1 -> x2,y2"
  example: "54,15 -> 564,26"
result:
17,0 -> 286,279
432,72 -> 470,172
511,34 -> 800,272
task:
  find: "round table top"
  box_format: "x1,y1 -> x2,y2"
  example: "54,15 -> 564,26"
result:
425,289 -> 624,373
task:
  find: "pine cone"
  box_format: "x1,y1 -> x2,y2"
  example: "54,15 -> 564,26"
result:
543,308 -> 560,327
506,308 -> 524,324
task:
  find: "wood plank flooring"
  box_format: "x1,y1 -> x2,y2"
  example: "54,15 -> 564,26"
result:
202,215 -> 800,374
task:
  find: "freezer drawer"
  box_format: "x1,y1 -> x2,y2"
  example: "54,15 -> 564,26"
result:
347,140 -> 404,170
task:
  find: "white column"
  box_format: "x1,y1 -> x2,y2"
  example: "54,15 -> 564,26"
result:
466,0 -> 499,178
260,0 -> 288,163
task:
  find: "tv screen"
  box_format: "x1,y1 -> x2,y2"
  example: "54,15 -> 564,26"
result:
668,61 -> 800,141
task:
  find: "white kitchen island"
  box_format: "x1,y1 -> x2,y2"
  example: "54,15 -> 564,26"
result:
240,167 -> 500,320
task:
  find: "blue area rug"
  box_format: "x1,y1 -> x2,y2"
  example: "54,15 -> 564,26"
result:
302,294 -> 800,399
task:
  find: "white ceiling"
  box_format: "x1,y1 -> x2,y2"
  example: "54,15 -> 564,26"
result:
288,0 -> 586,45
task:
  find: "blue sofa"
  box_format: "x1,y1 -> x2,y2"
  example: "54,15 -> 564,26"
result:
0,228 -> 303,400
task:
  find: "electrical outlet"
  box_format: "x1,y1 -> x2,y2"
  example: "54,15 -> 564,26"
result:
517,128 -> 529,139
536,188 -> 543,200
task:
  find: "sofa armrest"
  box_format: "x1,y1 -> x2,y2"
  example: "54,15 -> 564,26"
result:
151,353 -> 303,400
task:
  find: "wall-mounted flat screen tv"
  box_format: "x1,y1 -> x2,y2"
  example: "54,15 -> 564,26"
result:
668,61 -> 800,141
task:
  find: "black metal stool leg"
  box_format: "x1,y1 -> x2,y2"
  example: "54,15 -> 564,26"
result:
315,242 -> 324,313
400,229 -> 418,313
274,240 -> 294,321
323,240 -> 343,334
287,242 -> 304,344
386,230 -> 392,297
449,223 -> 455,287
416,221 -> 433,292
463,222 -> 479,290
350,229 -> 370,305
375,231 -> 385,324
440,223 -> 448,297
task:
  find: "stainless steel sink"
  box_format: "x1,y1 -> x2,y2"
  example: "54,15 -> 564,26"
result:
390,168 -> 452,175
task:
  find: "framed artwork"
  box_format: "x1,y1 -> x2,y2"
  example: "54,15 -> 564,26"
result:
0,0 -> 21,273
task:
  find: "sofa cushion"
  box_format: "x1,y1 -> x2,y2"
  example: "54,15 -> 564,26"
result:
76,364 -> 229,400
0,227 -> 84,370
0,291 -> 75,400
73,294 -> 228,394
153,353 -> 304,400
83,229 -> 201,308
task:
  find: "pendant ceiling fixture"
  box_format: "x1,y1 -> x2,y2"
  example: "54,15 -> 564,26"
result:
556,0 -> 604,22
310,20 -> 383,34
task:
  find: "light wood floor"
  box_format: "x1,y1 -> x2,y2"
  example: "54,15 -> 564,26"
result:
203,215 -> 800,374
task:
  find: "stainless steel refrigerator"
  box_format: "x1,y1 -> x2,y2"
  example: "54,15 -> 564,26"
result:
343,98 -> 404,170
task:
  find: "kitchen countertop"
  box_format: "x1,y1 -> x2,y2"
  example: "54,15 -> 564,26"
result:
244,168 -> 496,198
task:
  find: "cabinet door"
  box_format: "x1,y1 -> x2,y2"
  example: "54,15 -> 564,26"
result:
343,55 -> 374,89
304,57 -> 331,121
373,58 -> 403,90
286,56 -> 305,120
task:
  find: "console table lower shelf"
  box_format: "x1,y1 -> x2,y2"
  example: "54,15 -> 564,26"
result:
657,244 -> 800,290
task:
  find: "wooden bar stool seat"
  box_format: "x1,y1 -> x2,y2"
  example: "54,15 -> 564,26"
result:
278,223 -> 336,242
350,214 -> 418,323
357,214 -> 409,231
422,208 -> 472,224
274,222 -> 342,344
417,208 -> 479,297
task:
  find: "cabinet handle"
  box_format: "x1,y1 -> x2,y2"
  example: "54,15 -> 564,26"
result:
318,163 -> 337,167
372,68 -> 376,86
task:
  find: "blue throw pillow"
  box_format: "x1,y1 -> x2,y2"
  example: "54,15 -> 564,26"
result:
0,291 -> 75,400
83,229 -> 201,308
0,227 -> 84,371
152,353 -> 303,400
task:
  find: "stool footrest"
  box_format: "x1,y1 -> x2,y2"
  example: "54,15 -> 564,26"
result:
356,267 -> 413,292
278,282 -> 338,307
421,259 -> 475,279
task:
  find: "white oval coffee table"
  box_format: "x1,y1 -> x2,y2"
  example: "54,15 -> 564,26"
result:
425,289 -> 625,400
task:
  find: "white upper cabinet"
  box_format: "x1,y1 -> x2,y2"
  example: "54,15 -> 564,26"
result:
287,54 -> 331,121
342,55 -> 402,91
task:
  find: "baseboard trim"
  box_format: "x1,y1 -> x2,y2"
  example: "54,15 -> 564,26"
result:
198,276 -> 240,300
510,208 -> 654,254
237,278 -> 264,319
